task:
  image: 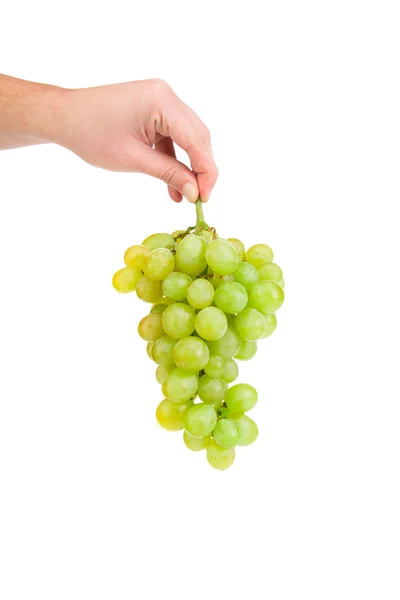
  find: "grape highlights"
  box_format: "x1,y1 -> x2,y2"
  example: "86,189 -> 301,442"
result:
112,201 -> 284,470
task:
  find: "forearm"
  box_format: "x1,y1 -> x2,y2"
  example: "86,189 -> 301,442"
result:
0,74 -> 63,150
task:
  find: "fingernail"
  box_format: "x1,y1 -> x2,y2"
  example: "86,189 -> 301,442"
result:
182,183 -> 198,203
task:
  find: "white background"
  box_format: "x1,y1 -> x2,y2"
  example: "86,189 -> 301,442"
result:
1,1 -> 399,598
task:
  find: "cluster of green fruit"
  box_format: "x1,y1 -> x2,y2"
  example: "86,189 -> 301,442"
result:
112,202 -> 284,470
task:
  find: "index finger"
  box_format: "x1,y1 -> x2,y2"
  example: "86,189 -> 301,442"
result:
157,96 -> 219,202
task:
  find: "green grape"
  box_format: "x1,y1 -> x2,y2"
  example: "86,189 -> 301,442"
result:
150,303 -> 168,314
263,313 -> 277,338
197,374 -> 227,405
248,280 -> 285,313
136,277 -> 163,303
156,398 -> 193,431
124,245 -> 148,271
245,244 -> 274,269
162,303 -> 196,339
152,335 -> 177,366
208,326 -> 241,359
233,262 -> 259,290
208,272 -> 234,289
138,312 -> 164,342
183,431 -> 212,451
187,278 -> 215,309
172,336 -> 210,372
200,230 -> 215,243
146,342 -> 154,359
235,339 -> 257,360
204,356 -> 225,378
213,418 -> 241,448
205,239 -> 239,276
227,238 -> 245,261
214,281 -> 248,314
222,358 -> 239,383
185,403 -> 217,438
162,368 -> 199,403
162,272 -> 192,301
155,296 -> 176,307
206,439 -> 235,470
112,267 -> 142,293
235,308 -> 266,341
172,229 -> 186,239
195,307 -> 228,341
142,233 -> 175,251
258,262 -> 283,284
279,277 -> 285,288
233,414 -> 259,446
175,234 -> 207,276
144,248 -> 175,281
225,383 -> 258,412
155,365 -> 174,384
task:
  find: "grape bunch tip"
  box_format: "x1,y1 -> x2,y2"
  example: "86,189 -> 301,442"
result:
112,200 -> 285,471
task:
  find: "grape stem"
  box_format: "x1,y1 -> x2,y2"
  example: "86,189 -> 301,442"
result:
195,199 -> 205,234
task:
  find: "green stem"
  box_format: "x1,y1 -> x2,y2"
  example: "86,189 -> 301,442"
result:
195,199 -> 205,234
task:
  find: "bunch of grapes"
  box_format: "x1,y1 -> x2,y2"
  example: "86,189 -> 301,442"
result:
112,201 -> 284,470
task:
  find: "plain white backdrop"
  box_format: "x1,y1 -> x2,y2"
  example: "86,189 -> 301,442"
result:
1,1 -> 399,598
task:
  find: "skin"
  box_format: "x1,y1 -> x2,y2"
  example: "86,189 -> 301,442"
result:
0,74 -> 218,203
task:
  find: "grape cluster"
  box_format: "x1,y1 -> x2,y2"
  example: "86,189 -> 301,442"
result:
112,202 -> 284,470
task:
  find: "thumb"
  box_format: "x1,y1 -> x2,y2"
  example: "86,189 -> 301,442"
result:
139,146 -> 199,203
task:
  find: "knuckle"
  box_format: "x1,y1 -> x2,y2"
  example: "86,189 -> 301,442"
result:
150,78 -> 171,92
161,165 -> 179,185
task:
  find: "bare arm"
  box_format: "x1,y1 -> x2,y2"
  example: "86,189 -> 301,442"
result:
0,75 -> 218,203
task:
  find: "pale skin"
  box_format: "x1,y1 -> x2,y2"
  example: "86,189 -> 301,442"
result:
0,74 -> 218,203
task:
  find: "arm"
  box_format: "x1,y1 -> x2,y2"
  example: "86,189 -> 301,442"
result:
0,75 -> 218,203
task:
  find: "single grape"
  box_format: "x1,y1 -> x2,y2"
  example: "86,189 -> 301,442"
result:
233,414 -> 259,446
263,313 -> 277,338
112,267 -> 142,293
152,335 -> 177,366
197,374 -> 227,405
162,368 -> 199,403
175,234 -> 207,276
124,245 -> 148,271
171,229 -> 186,239
200,230 -> 215,243
258,262 -> 283,284
144,248 -> 175,281
205,239 -> 239,276
248,280 -> 284,313
185,403 -> 217,438
136,277 -> 163,303
213,419 -> 241,448
142,233 -> 175,251
146,342 -> 154,359
172,336 -> 210,372
233,262 -> 259,290
222,358 -> 239,383
245,244 -> 274,269
235,339 -> 257,360
208,326 -> 241,359
227,238 -> 245,261
150,303 -> 168,314
156,398 -> 193,431
162,303 -> 196,339
138,312 -> 164,342
225,383 -> 258,412
235,308 -> 266,341
162,272 -> 192,301
195,307 -> 228,341
187,278 -> 215,309
204,356 -> 225,378
183,431 -> 212,451
206,439 -> 235,470
155,365 -> 174,384
214,281 -> 248,314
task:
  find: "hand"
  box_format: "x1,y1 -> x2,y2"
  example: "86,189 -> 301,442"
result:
49,79 -> 218,203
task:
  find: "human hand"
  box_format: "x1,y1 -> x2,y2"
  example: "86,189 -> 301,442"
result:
49,79 -> 218,203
